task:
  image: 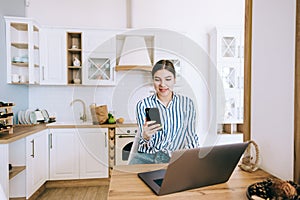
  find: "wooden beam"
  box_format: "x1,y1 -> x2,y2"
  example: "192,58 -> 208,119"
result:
243,0 -> 253,142
295,0 -> 300,184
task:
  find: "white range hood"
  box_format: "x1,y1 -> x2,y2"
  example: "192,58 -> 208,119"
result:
116,35 -> 154,71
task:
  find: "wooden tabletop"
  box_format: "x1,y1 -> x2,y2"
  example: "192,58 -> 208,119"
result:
108,164 -> 274,200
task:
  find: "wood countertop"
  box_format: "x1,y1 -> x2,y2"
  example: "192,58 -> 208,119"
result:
0,124 -> 47,144
108,164 -> 274,200
46,122 -> 137,129
0,122 -> 138,144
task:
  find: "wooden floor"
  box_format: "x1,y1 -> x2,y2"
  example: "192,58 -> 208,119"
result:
35,186 -> 109,200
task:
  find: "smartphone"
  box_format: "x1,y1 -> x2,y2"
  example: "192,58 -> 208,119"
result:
145,108 -> 162,131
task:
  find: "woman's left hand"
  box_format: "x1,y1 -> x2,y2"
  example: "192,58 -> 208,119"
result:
142,120 -> 161,140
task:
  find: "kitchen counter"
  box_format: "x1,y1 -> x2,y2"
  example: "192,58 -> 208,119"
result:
46,122 -> 137,128
0,122 -> 138,144
0,124 -> 47,144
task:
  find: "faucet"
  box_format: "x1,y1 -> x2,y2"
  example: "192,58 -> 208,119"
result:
70,99 -> 87,122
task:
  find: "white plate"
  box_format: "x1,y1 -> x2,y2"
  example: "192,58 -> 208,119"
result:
25,109 -> 31,124
18,110 -> 23,124
21,110 -> 26,124
30,111 -> 37,124
41,109 -> 49,122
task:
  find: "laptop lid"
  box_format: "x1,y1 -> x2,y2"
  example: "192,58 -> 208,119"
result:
138,142 -> 249,196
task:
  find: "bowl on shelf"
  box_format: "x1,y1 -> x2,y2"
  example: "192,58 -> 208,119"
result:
12,57 -> 22,63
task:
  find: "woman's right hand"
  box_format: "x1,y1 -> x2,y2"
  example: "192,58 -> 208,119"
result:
142,121 -> 161,140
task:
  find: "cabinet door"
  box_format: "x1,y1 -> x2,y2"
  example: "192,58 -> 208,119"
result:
216,29 -> 243,63
210,27 -> 244,129
26,130 -> 48,198
78,128 -> 108,178
82,29 -> 119,86
49,129 -> 79,180
82,53 -> 116,85
40,28 -> 67,85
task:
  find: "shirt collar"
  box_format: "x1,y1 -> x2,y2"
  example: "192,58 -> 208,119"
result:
153,92 -> 178,108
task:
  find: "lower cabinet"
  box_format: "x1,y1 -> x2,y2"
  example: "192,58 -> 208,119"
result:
49,128 -> 108,180
26,130 -> 48,198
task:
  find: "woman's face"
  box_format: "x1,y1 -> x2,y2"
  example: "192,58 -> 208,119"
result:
153,69 -> 176,98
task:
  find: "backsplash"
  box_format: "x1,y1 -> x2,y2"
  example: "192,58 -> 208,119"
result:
28,70 -> 153,123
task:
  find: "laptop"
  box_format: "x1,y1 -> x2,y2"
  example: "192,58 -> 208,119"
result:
138,142 -> 249,196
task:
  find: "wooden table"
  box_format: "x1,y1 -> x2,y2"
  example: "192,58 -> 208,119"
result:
108,164 -> 274,200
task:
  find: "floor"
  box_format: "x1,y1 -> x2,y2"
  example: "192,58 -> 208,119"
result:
36,186 -> 109,200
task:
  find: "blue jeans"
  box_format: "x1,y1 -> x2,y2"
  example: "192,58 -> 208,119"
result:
128,151 -> 170,165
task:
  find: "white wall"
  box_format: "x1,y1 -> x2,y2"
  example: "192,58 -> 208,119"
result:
251,0 -> 295,180
26,0 -> 245,53
25,0 -> 127,28
131,0 -> 245,50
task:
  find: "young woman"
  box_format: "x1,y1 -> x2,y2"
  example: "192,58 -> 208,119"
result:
129,59 -> 199,164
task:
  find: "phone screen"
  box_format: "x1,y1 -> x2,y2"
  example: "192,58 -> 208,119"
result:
145,108 -> 162,131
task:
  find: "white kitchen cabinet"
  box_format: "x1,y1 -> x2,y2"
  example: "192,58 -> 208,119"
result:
5,16 -> 41,85
49,128 -> 108,180
82,29 -> 120,86
26,130 -> 48,199
40,28 -> 67,85
82,53 -> 116,85
209,27 -> 244,131
49,129 -> 79,180
78,128 -> 108,178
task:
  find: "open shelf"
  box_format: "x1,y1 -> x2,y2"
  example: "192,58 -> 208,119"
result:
68,48 -> 81,52
11,23 -> 27,31
6,17 -> 40,84
11,43 -> 28,49
67,32 -> 82,84
68,66 -> 82,69
12,62 -> 28,67
9,166 -> 26,180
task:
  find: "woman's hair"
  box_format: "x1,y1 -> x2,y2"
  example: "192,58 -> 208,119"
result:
152,60 -> 176,78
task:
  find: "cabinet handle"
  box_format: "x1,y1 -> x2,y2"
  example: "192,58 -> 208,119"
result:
31,139 -> 35,158
49,133 -> 53,149
118,135 -> 136,138
42,66 -> 45,80
105,132 -> 107,148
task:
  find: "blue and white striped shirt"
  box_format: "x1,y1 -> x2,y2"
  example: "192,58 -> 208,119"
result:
135,93 -> 199,155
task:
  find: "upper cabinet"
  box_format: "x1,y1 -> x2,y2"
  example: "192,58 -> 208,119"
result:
82,29 -> 120,85
40,27 -> 67,85
83,56 -> 115,85
5,16 -> 160,86
5,16 -> 41,85
209,27 -> 244,130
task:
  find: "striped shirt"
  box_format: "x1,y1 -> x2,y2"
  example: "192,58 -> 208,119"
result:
135,93 -> 199,156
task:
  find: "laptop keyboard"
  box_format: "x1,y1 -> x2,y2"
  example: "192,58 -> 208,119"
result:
154,178 -> 164,186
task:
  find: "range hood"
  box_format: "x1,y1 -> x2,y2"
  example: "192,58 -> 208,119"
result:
115,35 -> 154,71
